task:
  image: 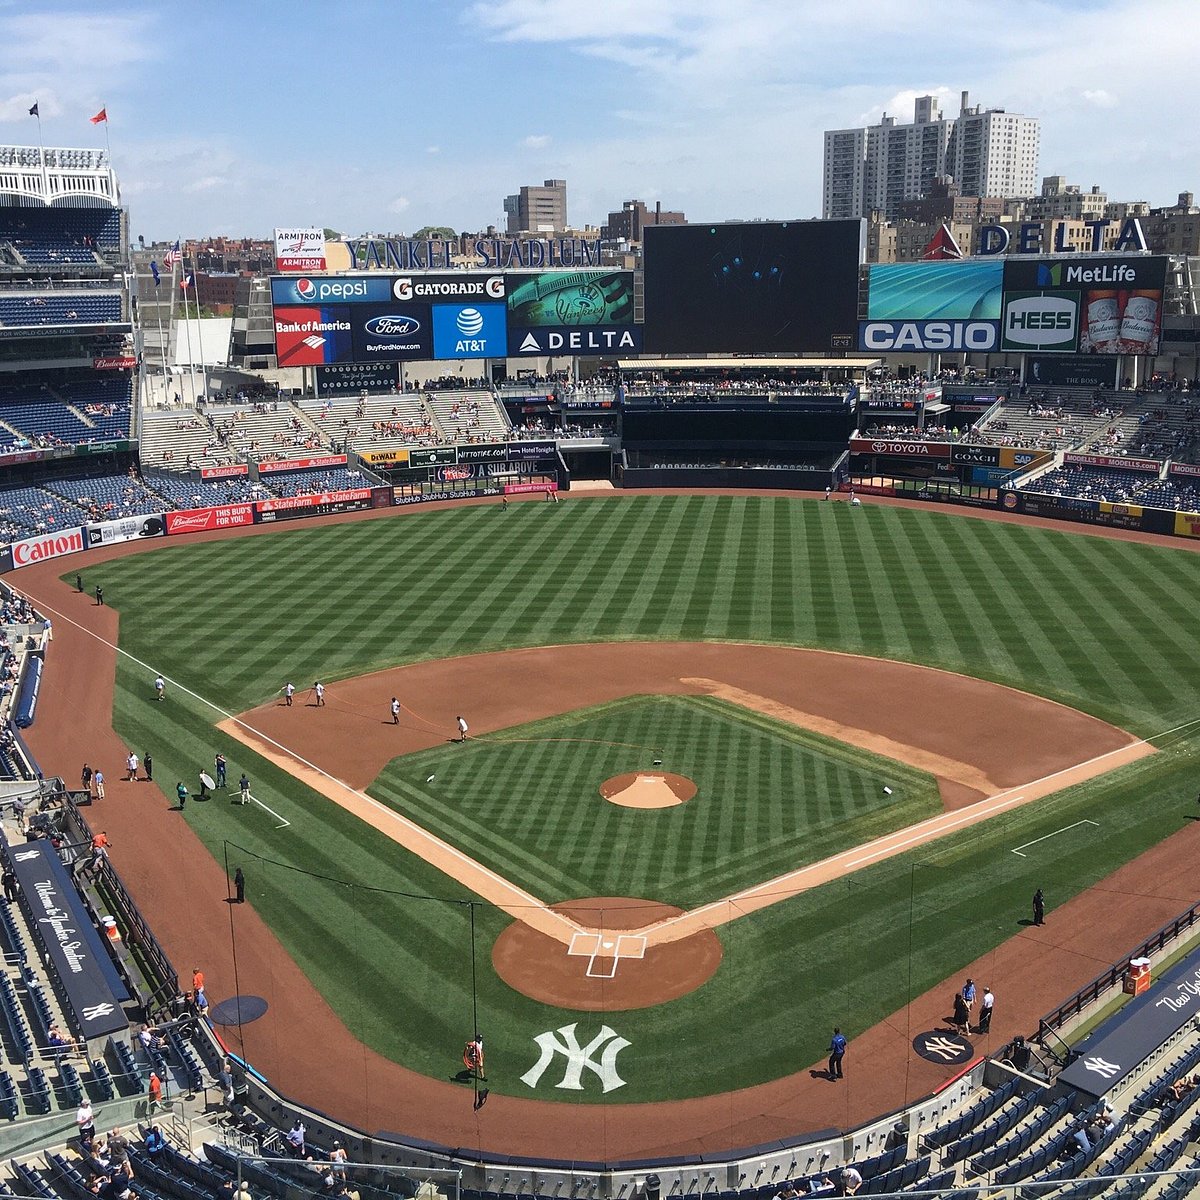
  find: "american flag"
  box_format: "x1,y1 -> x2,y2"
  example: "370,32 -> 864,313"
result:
163,241 -> 182,266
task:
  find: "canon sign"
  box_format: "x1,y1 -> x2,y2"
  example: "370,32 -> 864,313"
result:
12,529 -> 84,568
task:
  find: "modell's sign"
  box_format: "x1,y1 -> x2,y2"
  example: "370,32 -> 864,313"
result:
11,528 -> 85,568
93,356 -> 136,370
274,227 -> 327,273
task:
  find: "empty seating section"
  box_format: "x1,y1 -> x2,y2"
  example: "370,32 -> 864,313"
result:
1023,466 -> 1152,503
0,293 -> 121,327
138,411 -> 228,469
0,398 -> 92,447
0,374 -> 132,450
0,485 -> 87,540
269,466 -> 364,496
142,471 -> 262,508
56,375 -> 133,439
426,389 -> 511,441
0,207 -> 119,267
45,475 -> 165,520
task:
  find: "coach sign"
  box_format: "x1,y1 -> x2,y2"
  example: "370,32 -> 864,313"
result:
6,841 -> 130,1039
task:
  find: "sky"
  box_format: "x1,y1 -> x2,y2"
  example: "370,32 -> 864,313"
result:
0,0 -> 1195,243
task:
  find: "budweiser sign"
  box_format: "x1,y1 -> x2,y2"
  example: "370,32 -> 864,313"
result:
11,528 -> 85,568
93,356 -> 136,370
165,504 -> 255,535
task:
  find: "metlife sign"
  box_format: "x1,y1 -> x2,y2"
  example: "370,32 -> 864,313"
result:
1001,291 -> 1079,352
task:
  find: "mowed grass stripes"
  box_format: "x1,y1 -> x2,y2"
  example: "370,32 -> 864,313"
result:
369,696 -> 940,909
84,495 -> 1200,1102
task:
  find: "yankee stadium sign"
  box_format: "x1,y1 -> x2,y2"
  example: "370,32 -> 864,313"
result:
346,236 -> 604,271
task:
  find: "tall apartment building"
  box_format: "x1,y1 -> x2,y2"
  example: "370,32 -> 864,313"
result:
602,199 -> 686,243
503,178 -> 568,233
823,92 -> 1038,220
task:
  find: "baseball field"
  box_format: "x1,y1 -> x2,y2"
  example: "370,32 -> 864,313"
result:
24,492 -> 1200,1150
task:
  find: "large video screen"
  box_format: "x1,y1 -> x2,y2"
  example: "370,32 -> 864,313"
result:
642,220 -> 862,354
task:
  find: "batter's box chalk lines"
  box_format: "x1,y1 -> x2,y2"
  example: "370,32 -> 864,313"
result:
569,932 -> 647,979
1011,818 -> 1098,857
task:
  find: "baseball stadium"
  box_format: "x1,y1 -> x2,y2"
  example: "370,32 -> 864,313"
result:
0,142 -> 1199,1200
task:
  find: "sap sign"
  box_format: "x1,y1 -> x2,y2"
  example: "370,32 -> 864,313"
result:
431,303 -> 507,359
1002,293 -> 1079,351
859,320 -> 999,352
978,217 -> 1148,256
271,275 -> 393,306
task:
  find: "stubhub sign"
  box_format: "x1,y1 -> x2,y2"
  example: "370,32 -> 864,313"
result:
431,303 -> 506,359
859,320 -> 999,352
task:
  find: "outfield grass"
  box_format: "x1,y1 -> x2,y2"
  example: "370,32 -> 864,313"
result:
83,496 -> 1200,1102
368,695 -> 941,908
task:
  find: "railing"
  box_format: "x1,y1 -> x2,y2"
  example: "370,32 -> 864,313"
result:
1036,897 -> 1200,1040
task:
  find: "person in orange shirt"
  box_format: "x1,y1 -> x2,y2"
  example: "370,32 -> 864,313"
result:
192,967 -> 204,994
148,1071 -> 162,1110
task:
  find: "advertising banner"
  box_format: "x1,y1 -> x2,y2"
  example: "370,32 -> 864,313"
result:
998,447 -> 1050,471
395,274 -> 506,302
274,228 -> 327,273
85,515 -> 166,547
861,260 -> 1003,352
409,447 -> 459,468
10,528 -> 86,569
359,448 -> 410,468
849,438 -> 952,459
1063,453 -> 1159,472
507,271 -> 634,327
7,840 -> 130,1038
437,465 -> 476,483
643,220 -> 861,354
256,488 -> 373,522
258,454 -> 348,474
271,276 -> 394,306
350,304 -> 433,361
392,487 -> 501,505
508,325 -> 643,356
93,356 -> 137,370
1001,257 -> 1167,355
1173,511 -> 1200,539
315,362 -> 399,396
164,504 -> 255,535
431,302 -> 507,359
273,304 -> 355,366
1169,463 -> 1200,479
199,464 -> 249,479
951,445 -> 1001,468
505,481 -> 558,494
1026,355 -> 1119,389
505,440 -> 556,460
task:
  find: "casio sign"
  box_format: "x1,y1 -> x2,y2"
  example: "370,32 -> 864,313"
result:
861,321 -> 998,352
1004,296 -> 1077,347
365,314 -> 421,336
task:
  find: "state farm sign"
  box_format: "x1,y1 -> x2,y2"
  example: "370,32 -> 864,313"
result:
11,528 -> 85,568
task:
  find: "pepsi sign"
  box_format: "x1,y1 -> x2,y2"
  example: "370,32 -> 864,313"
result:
271,276 -> 393,306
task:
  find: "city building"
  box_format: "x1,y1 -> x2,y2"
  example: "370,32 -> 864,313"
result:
895,176 -> 1003,225
823,92 -> 1039,221
503,178 -> 568,233
1144,192 -> 1200,256
602,199 -> 686,243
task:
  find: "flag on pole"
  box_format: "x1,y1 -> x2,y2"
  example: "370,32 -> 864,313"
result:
28,103 -> 39,118
150,261 -> 160,287
90,107 -> 108,125
163,241 -> 181,266
180,271 -> 194,291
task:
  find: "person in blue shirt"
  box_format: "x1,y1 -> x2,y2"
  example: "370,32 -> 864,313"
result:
143,1125 -> 166,1161
828,1027 -> 847,1079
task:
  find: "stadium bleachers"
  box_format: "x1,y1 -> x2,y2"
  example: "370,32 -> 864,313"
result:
0,293 -> 121,327
44,474 -> 167,521
426,389 -> 511,442
0,207 -> 120,267
267,466 -> 365,497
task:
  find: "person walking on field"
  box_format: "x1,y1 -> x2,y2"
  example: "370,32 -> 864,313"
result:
978,986 -> 995,1033
314,681 -> 325,707
215,753 -> 227,789
93,769 -> 105,802
828,1027 -> 847,1079
283,681 -> 295,706
176,781 -> 188,810
238,774 -> 250,805
456,715 -> 469,743
234,867 -> 245,904
1033,888 -> 1046,926
143,752 -> 153,782
390,697 -> 400,724
154,675 -> 165,702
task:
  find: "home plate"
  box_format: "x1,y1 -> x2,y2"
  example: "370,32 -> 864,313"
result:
602,940 -> 614,950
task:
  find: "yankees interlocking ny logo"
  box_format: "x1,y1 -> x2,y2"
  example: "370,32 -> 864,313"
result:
921,1035 -> 967,1061
1083,1055 -> 1120,1079
520,1023 -> 630,1093
81,1002 -> 115,1022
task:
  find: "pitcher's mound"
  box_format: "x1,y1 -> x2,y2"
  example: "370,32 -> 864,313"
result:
601,772 -> 696,809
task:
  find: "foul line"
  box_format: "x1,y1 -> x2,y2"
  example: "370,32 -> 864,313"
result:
1010,819 -> 1098,857
244,792 -> 290,830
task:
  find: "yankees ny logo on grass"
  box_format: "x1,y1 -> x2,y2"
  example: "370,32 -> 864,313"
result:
521,1023 -> 630,1093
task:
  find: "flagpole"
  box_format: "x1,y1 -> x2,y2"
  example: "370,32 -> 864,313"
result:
29,103 -> 48,201
175,246 -> 197,405
152,269 -> 167,396
183,248 -> 210,406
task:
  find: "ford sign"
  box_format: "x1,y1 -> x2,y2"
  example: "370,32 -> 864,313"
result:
365,314 -> 421,337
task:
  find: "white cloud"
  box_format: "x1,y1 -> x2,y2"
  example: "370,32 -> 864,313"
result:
522,134 -> 551,149
184,175 -> 227,194
388,196 -> 411,215
425,145 -> 440,154
1082,89 -> 1117,108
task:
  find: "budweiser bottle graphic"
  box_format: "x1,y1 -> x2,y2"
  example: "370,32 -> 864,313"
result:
1082,289 -> 1121,353
1118,290 -> 1161,354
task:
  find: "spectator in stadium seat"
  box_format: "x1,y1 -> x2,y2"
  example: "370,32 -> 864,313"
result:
286,1118 -> 307,1156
